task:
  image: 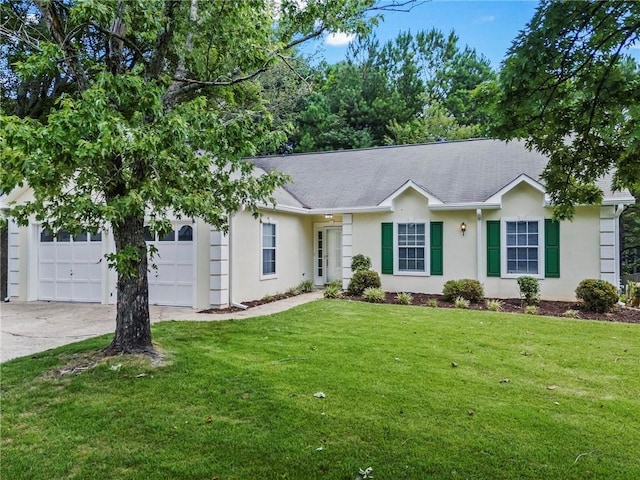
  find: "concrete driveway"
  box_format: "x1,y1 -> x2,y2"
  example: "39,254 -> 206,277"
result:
0,291 -> 322,362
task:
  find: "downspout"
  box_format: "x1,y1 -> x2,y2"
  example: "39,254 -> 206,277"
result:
228,210 -> 248,310
476,209 -> 483,281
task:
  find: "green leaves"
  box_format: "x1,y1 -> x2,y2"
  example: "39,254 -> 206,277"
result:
493,0 -> 640,218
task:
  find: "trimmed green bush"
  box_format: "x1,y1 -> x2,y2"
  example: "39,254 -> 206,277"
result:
517,276 -> 540,306
442,279 -> 484,303
363,287 -> 385,303
575,279 -> 619,313
348,269 -> 381,296
351,254 -> 372,272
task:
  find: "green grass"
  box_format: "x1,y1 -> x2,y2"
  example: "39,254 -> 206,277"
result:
2,300 -> 639,479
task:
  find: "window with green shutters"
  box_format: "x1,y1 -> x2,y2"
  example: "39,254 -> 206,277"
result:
430,222 -> 443,275
485,219 -> 560,278
381,223 -> 394,274
486,220 -> 501,277
544,219 -> 560,278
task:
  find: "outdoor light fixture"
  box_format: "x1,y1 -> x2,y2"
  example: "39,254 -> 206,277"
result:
460,222 -> 467,236
324,213 -> 333,219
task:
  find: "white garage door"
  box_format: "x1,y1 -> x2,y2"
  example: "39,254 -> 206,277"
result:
39,229 -> 103,302
146,224 -> 194,307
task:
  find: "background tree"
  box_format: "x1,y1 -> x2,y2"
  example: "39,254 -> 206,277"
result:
0,0 -> 415,355
493,0 -> 640,219
291,28 -> 495,152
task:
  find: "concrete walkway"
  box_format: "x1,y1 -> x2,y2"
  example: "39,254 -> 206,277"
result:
0,291 -> 323,362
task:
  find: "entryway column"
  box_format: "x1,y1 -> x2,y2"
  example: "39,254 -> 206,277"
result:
209,229 -> 229,308
342,214 -> 353,290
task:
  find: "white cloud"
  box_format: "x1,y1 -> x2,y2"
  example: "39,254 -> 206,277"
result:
325,32 -> 356,47
473,15 -> 496,24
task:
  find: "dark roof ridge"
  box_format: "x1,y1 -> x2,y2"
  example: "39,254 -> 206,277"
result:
250,137 -> 494,160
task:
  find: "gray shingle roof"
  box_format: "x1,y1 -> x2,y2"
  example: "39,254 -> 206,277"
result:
249,139 -> 633,209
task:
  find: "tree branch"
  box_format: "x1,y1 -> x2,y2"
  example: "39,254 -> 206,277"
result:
34,0 -> 88,91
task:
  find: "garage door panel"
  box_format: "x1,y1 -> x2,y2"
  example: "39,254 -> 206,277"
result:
55,263 -> 72,281
55,281 -> 72,301
56,245 -> 73,262
177,245 -> 193,262
40,263 -> 56,280
40,245 -> 55,261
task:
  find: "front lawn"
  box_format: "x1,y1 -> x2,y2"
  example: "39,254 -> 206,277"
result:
2,300 -> 639,479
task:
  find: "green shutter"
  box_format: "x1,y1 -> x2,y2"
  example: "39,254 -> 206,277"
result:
545,219 -> 560,278
486,220 -> 501,277
381,222 -> 394,274
430,221 -> 443,275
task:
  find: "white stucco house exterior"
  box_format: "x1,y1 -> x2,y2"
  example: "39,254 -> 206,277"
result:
1,139 -> 635,307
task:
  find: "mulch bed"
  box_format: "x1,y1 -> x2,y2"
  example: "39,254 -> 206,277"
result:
348,292 -> 640,324
199,291 -> 640,324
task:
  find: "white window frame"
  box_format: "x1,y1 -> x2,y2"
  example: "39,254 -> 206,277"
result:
394,220 -> 430,276
260,221 -> 277,280
501,218 -> 544,279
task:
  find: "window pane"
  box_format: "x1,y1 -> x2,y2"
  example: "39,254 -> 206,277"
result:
40,229 -> 54,242
144,226 -> 154,241
506,233 -> 516,246
262,249 -> 275,275
74,232 -> 87,242
160,230 -> 175,241
178,225 -> 193,242
529,222 -> 538,233
507,248 -> 516,260
57,230 -> 71,242
90,231 -> 102,242
517,222 -> 527,233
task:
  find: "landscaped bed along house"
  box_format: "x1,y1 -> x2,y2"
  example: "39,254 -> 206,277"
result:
2,139 -> 635,308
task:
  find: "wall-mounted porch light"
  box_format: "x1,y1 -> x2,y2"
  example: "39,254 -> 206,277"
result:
460,222 -> 467,236
324,213 -> 333,220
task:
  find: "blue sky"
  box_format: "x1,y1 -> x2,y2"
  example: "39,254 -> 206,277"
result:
310,0 -> 540,69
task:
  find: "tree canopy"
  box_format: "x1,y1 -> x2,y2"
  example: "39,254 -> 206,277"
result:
0,0 -> 415,354
493,0 -> 640,219
288,28 -> 495,152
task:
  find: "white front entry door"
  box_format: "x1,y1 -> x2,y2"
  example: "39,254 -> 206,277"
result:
39,230 -> 103,302
325,227 -> 342,283
146,224 -> 194,307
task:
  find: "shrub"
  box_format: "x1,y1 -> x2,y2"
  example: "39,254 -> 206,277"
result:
626,281 -> 640,307
517,276 -> 540,306
351,254 -> 372,272
348,269 -> 381,296
575,279 -> 619,313
363,287 -> 385,303
485,299 -> 503,312
442,279 -> 484,303
396,292 -> 413,305
297,280 -> 314,293
524,305 -> 538,315
286,287 -> 300,297
323,284 -> 342,299
425,299 -> 438,308
454,296 -> 470,309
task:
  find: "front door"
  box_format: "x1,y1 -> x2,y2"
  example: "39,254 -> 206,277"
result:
325,227 -> 342,283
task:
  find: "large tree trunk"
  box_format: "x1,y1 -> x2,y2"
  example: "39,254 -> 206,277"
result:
105,214 -> 153,355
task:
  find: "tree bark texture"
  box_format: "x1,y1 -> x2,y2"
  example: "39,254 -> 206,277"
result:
106,215 -> 153,354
